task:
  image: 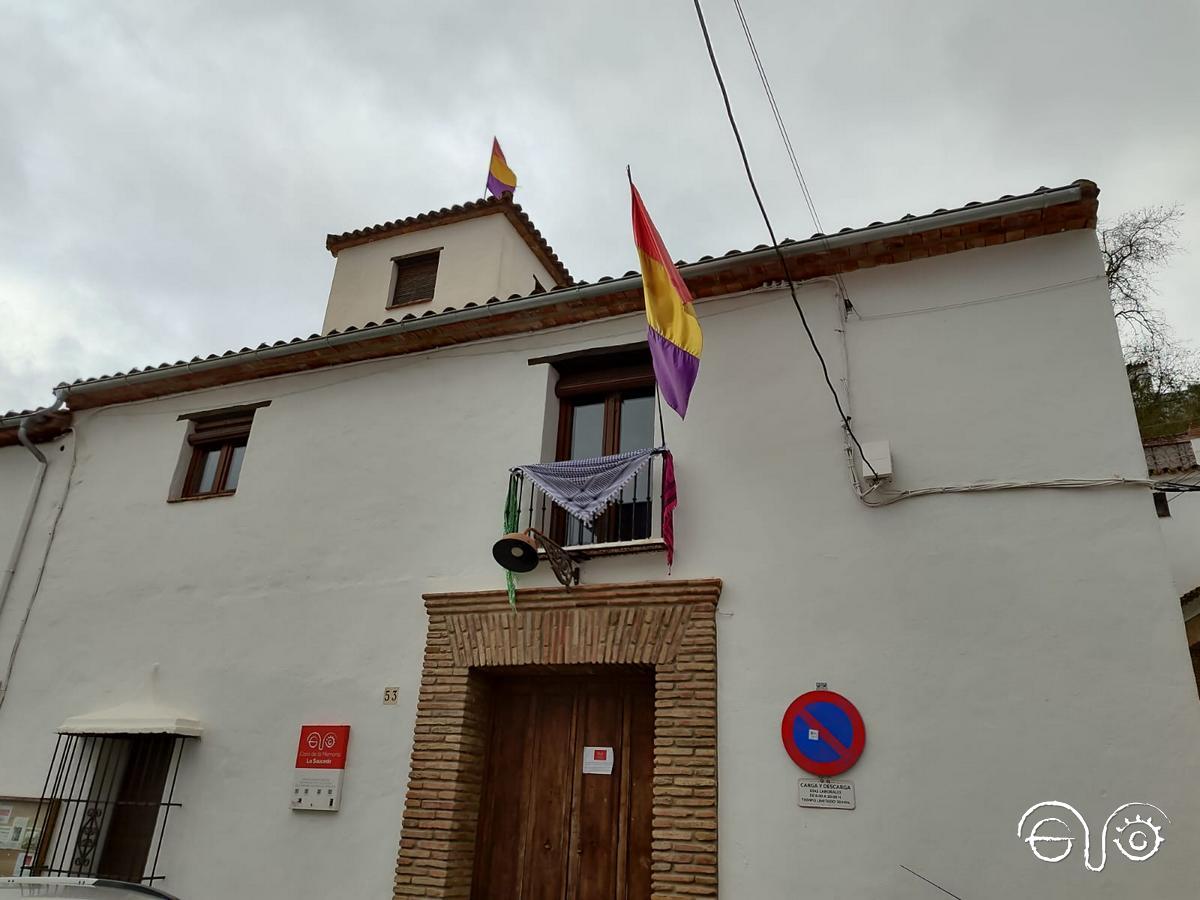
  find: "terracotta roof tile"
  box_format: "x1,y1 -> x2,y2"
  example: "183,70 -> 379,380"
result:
324,194 -> 572,287
2,179 -> 1100,414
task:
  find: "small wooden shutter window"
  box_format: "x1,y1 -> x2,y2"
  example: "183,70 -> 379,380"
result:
186,410 -> 255,446
176,405 -> 263,499
554,362 -> 655,398
390,251 -> 440,307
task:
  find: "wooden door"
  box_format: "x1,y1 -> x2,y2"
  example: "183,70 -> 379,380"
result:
96,735 -> 173,881
471,670 -> 653,900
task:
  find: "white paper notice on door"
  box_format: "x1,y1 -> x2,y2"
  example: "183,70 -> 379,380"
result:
582,746 -> 614,775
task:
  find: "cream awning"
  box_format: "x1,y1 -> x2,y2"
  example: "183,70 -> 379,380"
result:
58,696 -> 203,737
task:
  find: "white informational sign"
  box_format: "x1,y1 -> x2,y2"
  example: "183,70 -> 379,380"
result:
293,769 -> 344,810
797,779 -> 856,810
582,746 -> 614,775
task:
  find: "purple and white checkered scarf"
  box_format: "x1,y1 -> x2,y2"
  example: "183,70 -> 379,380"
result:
513,448 -> 657,524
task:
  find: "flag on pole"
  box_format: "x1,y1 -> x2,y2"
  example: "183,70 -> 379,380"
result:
486,138 -> 517,198
630,180 -> 702,419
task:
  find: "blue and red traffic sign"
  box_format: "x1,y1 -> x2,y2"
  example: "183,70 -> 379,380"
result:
781,690 -> 866,777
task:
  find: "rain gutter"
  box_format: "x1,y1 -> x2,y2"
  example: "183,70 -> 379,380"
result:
58,184 -> 1085,401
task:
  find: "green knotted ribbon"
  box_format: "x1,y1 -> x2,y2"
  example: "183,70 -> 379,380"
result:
503,472 -> 521,607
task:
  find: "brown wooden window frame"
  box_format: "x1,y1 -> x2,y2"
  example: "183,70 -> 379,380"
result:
551,348 -> 656,543
173,403 -> 266,501
554,364 -> 656,461
388,249 -> 441,309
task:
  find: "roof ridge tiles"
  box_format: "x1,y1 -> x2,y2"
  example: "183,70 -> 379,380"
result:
325,193 -> 573,287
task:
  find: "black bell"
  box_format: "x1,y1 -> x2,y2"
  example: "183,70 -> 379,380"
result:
492,531 -> 540,573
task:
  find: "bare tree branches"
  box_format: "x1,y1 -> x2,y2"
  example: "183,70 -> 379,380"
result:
1101,204 -> 1191,388
1102,204 -> 1198,433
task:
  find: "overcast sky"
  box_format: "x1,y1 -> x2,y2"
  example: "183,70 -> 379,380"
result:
1,0 -> 1197,413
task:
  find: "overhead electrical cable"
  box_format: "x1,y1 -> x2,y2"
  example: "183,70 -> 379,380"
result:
688,0 -> 878,478
728,0 -> 851,306
689,0 -> 1157,506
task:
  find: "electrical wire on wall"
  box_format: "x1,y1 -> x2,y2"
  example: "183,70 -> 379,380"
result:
688,0 -> 878,479
690,0 -> 1164,508
0,421 -> 77,714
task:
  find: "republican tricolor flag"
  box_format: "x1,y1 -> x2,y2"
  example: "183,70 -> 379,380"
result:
486,138 -> 517,198
631,180 -> 702,419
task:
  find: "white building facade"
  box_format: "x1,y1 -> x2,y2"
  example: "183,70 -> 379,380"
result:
1144,431 -> 1200,695
1,185 -> 1198,899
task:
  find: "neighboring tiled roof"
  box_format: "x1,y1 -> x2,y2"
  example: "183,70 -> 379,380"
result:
325,194 -> 573,287
2,179 -> 1099,417
1143,434 -> 1200,476
0,409 -> 72,447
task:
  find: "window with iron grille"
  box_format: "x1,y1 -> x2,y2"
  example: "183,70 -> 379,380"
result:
173,403 -> 267,501
389,250 -> 440,307
24,733 -> 188,885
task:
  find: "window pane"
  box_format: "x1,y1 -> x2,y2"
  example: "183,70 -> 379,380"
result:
195,449 -> 220,494
570,401 -> 604,460
619,394 -> 655,451
614,393 -> 655,542
566,517 -> 596,546
224,444 -> 247,492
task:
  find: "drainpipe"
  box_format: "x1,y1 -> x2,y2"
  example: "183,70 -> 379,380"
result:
0,388 -> 69,711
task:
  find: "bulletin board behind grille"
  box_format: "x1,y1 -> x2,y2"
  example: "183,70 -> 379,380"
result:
0,796 -> 59,877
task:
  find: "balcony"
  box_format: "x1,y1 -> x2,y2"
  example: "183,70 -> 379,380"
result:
507,449 -> 667,559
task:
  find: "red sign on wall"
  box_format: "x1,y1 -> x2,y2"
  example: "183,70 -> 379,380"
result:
295,724 -> 350,769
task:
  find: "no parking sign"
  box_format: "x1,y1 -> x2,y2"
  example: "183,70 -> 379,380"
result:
781,690 -> 866,777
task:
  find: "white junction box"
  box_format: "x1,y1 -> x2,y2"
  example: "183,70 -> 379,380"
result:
860,440 -> 893,483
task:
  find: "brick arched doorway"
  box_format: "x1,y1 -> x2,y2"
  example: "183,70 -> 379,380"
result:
392,579 -> 721,899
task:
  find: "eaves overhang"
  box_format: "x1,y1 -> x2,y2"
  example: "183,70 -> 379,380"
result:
0,409 -> 73,448
5,180 -> 1098,419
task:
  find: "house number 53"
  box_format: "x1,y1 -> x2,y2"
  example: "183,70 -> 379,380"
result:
382,687 -> 399,705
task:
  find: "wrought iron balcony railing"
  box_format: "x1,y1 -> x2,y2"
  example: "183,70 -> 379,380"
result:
507,452 -> 665,555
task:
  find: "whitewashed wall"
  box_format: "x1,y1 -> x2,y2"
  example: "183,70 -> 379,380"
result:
1159,492 -> 1200,598
0,436 -> 74,681
1,229 -> 1198,899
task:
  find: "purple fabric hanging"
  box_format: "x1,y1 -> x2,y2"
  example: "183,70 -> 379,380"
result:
662,450 -> 677,568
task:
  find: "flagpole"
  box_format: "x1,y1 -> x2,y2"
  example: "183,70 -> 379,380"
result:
655,385 -> 668,449
485,136 -> 496,200
630,163 -> 666,448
